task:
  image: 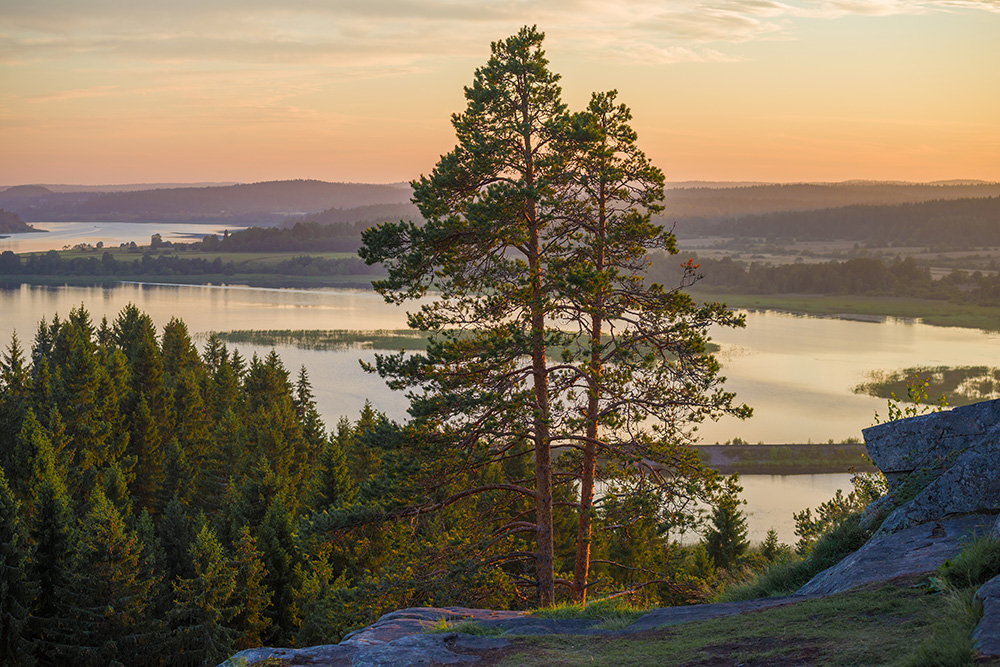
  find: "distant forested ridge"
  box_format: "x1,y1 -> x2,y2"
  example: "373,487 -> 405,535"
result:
651,254 -> 1000,306
282,202 -> 422,228
200,221 -> 369,253
0,208 -> 39,233
675,196 -> 1000,247
0,180 -> 413,224
2,179 -> 996,226
663,182 -> 1000,222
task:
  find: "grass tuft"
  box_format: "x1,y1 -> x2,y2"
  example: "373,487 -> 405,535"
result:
898,588 -> 980,667
939,534 -> 1000,590
720,512 -> 873,601
530,597 -> 651,628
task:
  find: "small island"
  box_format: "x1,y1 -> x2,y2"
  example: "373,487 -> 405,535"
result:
0,208 -> 40,234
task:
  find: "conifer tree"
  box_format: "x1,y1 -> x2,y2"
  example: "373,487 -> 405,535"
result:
258,496 -> 301,645
704,477 -> 749,570
0,468 -> 34,666
230,525 -> 272,650
129,395 -> 164,512
307,431 -> 357,512
294,365 -> 326,463
360,26 -> 748,607
55,487 -> 156,667
159,493 -> 195,584
0,333 -> 29,459
169,524 -> 239,666
24,443 -> 75,637
549,90 -> 750,601
360,24 -> 571,606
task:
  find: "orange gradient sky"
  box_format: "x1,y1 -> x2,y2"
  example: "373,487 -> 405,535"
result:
2,1 -> 998,186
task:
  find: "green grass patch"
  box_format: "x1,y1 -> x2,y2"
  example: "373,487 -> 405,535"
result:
426,618 -> 508,636
938,535 -> 1000,590
530,597 -> 651,630
899,588 -> 980,667
495,584 -> 951,666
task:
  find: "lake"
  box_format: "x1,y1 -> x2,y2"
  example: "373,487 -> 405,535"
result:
4,223 -> 998,544
0,221 -> 247,254
4,280 -> 992,543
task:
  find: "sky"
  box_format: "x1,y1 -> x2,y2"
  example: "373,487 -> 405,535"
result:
2,0 -> 999,186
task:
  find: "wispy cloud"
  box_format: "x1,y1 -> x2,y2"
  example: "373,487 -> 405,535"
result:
3,0 -> 998,70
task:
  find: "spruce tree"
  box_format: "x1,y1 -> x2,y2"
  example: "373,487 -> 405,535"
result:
0,467 -> 34,666
704,477 -> 749,570
169,524 -> 239,667
230,525 -> 271,650
55,487 -> 156,667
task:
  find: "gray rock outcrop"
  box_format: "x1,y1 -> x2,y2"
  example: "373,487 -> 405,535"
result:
862,398 -> 1000,534
797,514 -> 993,596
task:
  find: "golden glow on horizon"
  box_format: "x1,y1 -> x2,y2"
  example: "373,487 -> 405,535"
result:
2,1 -> 998,185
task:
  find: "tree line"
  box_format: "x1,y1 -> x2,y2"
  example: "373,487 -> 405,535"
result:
198,221 -> 368,253
678,196 -> 1000,249
0,249 -> 380,279
649,254 -> 1000,306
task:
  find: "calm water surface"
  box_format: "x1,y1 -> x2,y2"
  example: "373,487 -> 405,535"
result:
0,221 -> 248,253
3,266 -> 997,542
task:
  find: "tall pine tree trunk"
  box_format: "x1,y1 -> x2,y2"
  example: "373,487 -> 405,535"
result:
573,187 -> 606,604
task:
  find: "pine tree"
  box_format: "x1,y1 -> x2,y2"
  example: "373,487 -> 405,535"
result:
359,25 -> 571,606
549,90 -> 750,601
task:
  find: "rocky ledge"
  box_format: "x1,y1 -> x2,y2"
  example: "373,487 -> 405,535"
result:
223,399 -> 1000,666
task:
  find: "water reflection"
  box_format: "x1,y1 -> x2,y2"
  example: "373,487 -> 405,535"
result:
0,221 -> 249,254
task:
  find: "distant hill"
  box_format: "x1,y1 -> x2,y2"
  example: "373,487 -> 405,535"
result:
1,185 -> 54,198
662,181 -> 1000,222
283,201 -> 422,228
0,180 -> 414,224
3,178 -> 997,226
678,195 -> 1000,247
0,209 -> 40,233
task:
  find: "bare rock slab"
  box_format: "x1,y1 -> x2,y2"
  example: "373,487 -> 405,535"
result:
798,514 -> 994,596
220,607 -> 516,667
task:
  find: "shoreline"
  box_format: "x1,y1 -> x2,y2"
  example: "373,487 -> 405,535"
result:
695,443 -> 877,475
